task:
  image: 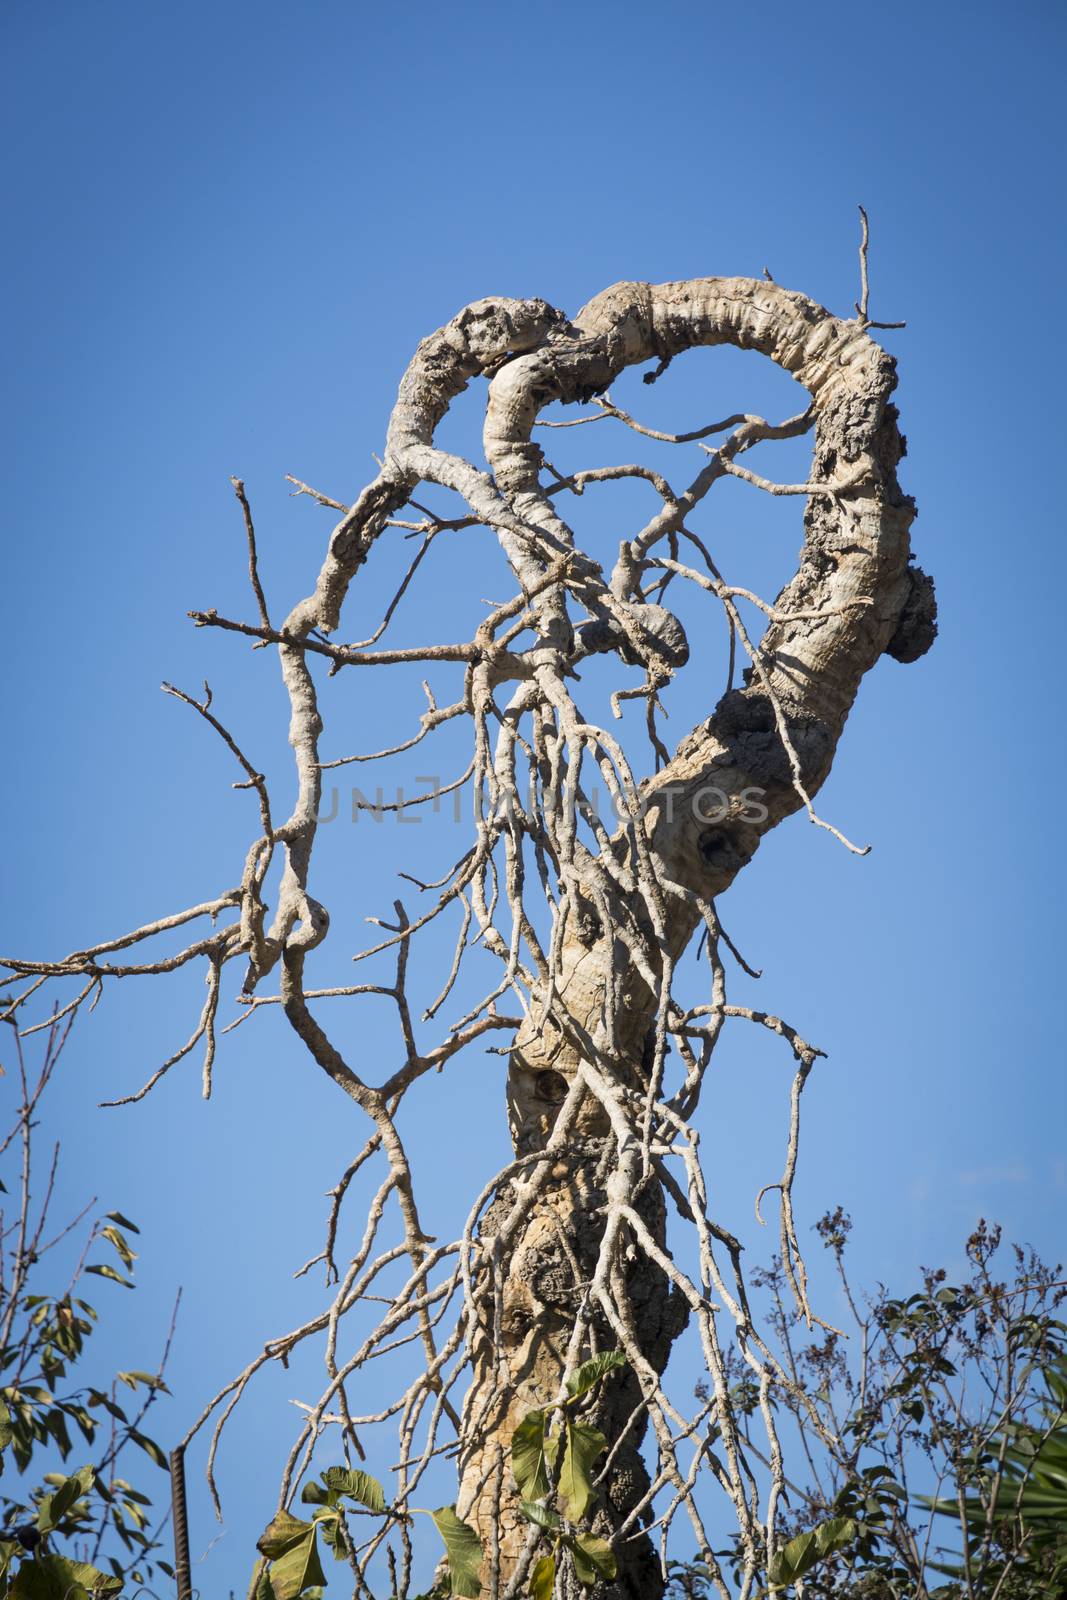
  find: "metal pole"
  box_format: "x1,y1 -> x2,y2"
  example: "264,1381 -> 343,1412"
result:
169,1444 -> 193,1600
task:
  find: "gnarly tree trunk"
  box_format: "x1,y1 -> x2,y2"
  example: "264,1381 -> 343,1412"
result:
4,267 -> 934,1600
456,280 -> 934,1595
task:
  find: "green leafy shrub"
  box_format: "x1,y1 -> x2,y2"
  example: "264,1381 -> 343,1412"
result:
0,1019 -> 171,1597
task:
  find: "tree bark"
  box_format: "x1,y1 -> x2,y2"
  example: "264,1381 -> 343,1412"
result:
456,279 -> 934,1596
0,264 -> 935,1600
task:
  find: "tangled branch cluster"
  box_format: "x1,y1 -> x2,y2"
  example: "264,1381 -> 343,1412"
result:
0,249 -> 934,1598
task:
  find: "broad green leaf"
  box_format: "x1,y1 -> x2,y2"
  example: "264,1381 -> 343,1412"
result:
105,1212 -> 140,1234
129,1427 -> 167,1468
99,1226 -> 137,1270
558,1422 -> 606,1522
87,1389 -> 128,1423
122,1496 -> 148,1530
44,1411 -> 72,1460
321,1465 -> 386,1512
116,1370 -> 162,1391
768,1516 -> 856,1588
769,1531 -> 815,1588
568,1533 -> 616,1585
10,1563 -> 72,1598
520,1498 -> 563,1534
431,1505 -> 483,1598
300,1479 -> 330,1506
257,1510 -> 315,1559
512,1410 -> 553,1501
0,1541 -> 20,1582
530,1552 -> 555,1599
565,1350 -> 626,1401
10,1554 -> 122,1596
314,1508 -> 347,1561
268,1528 -> 326,1600
48,1557 -> 122,1596
814,1516 -> 857,1556
37,1464 -> 94,1532
115,1485 -> 150,1506
84,1264 -> 134,1290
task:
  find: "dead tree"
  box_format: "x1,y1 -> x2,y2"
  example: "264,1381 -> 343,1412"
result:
1,230 -> 935,1600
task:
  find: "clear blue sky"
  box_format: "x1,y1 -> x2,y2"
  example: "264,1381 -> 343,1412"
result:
3,1 -> 1065,1593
